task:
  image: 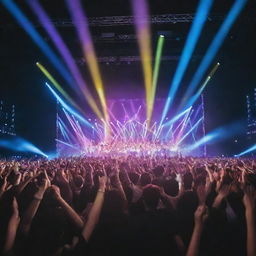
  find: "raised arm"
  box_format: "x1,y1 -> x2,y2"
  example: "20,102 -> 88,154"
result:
0,176 -> 8,199
243,185 -> 256,256
86,164 -> 94,186
113,166 -> 128,211
15,174 -> 34,195
19,171 -> 50,236
212,184 -> 230,209
51,185 -> 84,230
3,197 -> 20,255
82,175 -> 107,241
186,205 -> 208,256
205,164 -> 214,183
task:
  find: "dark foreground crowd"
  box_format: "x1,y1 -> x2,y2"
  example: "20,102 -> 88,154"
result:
0,156 -> 255,256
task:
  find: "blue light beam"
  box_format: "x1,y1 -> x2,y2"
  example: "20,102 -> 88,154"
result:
160,0 -> 214,124
186,121 -> 243,152
182,0 -> 247,104
1,0 -> 78,91
0,137 -> 48,157
235,144 -> 256,157
45,82 -> 92,127
162,107 -> 192,127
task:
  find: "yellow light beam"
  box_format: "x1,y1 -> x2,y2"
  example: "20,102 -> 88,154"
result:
36,62 -> 101,118
66,0 -> 109,127
139,28 -> 153,124
131,0 -> 153,123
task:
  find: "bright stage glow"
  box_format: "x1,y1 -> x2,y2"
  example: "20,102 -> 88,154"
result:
0,137 -> 48,158
65,0 -> 109,124
29,0 -> 103,119
131,0 -> 152,122
160,0 -> 214,125
56,99 -> 205,157
45,82 -> 92,127
181,0 -> 247,104
235,144 -> 256,157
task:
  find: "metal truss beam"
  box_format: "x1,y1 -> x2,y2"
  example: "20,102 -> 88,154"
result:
77,55 -> 201,65
50,13 -> 223,27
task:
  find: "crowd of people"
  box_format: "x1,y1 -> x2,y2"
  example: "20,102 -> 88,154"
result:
0,155 -> 255,256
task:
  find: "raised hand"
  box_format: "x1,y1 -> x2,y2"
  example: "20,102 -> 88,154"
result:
89,164 -> 94,173
39,178 -> 51,192
197,185 -> 207,205
220,168 -> 225,179
60,169 -> 69,183
218,184 -> 230,198
34,170 -> 51,201
1,176 -> 8,192
243,185 -> 256,211
194,204 -> 209,226
50,185 -> 62,200
3,197 -> 20,254
11,197 -> 20,226
98,175 -> 107,191
40,170 -> 51,190
213,184 -> 230,209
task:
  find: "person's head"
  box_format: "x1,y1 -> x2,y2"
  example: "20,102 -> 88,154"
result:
73,175 -> 84,189
183,172 -> 193,190
123,185 -> 133,203
128,172 -> 140,185
152,166 -> 165,177
222,174 -> 233,185
7,171 -> 21,186
93,171 -> 103,189
194,175 -> 206,188
246,173 -> 256,187
142,184 -> 161,210
177,191 -> 198,220
163,178 -> 179,196
140,173 -> 152,186
152,178 -> 164,187
102,189 -> 124,217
